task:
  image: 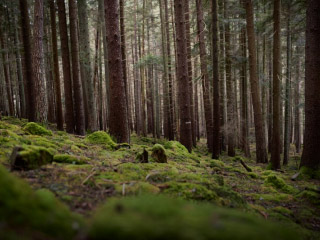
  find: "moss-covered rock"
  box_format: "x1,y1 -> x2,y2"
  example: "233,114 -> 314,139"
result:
264,175 -> 296,194
151,144 -> 167,163
10,145 -> 53,170
23,122 -> 52,136
86,131 -> 117,149
89,194 -> 300,240
53,154 -> 88,165
0,165 -> 83,239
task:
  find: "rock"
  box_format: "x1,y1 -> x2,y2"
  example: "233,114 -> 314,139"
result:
10,145 -> 53,170
151,144 -> 167,163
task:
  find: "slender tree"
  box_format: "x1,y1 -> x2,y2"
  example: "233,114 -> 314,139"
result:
212,0 -> 220,159
244,0 -> 268,163
57,0 -> 75,133
300,0 -> 320,170
104,0 -> 130,143
174,0 -> 193,152
270,0 -> 282,169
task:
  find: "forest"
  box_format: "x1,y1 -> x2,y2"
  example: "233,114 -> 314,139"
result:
0,0 -> 319,239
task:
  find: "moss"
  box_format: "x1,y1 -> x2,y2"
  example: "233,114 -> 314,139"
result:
89,194 -> 301,240
299,166 -> 320,180
151,144 -> 167,163
264,175 -> 296,194
213,175 -> 224,186
146,171 -> 172,183
247,172 -> 259,179
0,165 -> 83,239
209,159 -> 225,168
163,181 -> 219,202
10,145 -> 53,170
297,190 -> 320,205
120,182 -> 160,195
271,206 -> 293,216
250,193 -> 294,203
23,122 -> 52,136
53,154 -> 88,165
208,185 -> 247,208
86,131 -> 117,149
71,145 -> 83,153
164,140 -> 188,153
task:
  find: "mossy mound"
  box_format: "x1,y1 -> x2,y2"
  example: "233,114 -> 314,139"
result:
10,145 -> 53,170
120,182 -> 160,195
86,131 -> 117,149
264,175 -> 296,194
164,140 -> 189,153
53,154 -> 88,165
89,194 -> 300,240
151,144 -> 167,163
0,165 -> 83,239
297,190 -> 320,205
23,122 -> 52,136
299,166 -> 320,180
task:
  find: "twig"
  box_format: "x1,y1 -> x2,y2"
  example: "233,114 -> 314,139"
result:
240,159 -> 252,172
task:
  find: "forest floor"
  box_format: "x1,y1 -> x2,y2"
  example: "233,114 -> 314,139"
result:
0,116 -> 319,240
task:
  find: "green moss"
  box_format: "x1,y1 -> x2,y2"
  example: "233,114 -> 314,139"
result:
120,182 -> 160,195
23,122 -> 52,136
164,140 -> 188,153
299,166 -> 320,180
271,206 -> 293,216
151,144 -> 167,163
209,159 -> 225,168
71,145 -> 83,153
163,182 -> 219,202
208,185 -> 247,208
53,154 -> 88,165
250,193 -> 294,203
86,131 -> 117,149
0,165 -> 83,239
247,172 -> 259,179
89,194 -> 301,240
11,145 -> 53,170
264,175 -> 296,194
297,190 -> 320,205
146,171 -> 172,183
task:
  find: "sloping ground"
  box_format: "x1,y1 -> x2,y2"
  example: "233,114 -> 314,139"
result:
0,116 -> 319,239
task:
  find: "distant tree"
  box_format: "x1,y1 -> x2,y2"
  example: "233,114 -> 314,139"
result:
104,0 -> 130,143
300,0 -> 320,170
57,0 -> 75,133
173,0 -> 193,152
244,0 -> 268,163
68,0 -> 85,135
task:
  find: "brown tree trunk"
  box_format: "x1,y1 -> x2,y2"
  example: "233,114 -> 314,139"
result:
57,0 -> 75,133
300,0 -> 320,170
270,0 -> 282,169
196,0 -> 213,152
104,0 -> 130,143
174,0 -> 193,152
49,0 -> 63,130
33,0 -> 47,122
68,0 -> 85,135
19,0 -> 36,122
244,0 -> 268,163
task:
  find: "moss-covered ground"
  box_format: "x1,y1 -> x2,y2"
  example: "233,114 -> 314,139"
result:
0,117 -> 319,239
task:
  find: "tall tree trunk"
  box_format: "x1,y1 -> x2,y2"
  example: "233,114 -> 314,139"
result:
225,0 -> 235,157
294,55 -> 301,154
33,0 -> 47,122
283,4 -> 291,165
212,0 -> 220,159
104,0 -> 130,143
270,0 -> 282,169
19,0 -> 36,122
57,0 -> 75,133
49,0 -> 63,130
300,0 -> 320,170
78,0 -> 98,132
68,0 -> 85,135
244,0 -> 268,163
196,0 -> 213,152
174,0 -> 193,152
184,0 -> 196,147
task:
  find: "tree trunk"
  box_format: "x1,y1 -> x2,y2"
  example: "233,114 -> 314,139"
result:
270,0 -> 282,169
78,0 -> 97,132
174,0 -> 193,152
244,0 -> 268,163
49,0 -> 63,130
57,0 -> 75,133
195,0 -> 213,152
104,0 -> 130,143
68,0 -> 85,135
300,0 -> 320,170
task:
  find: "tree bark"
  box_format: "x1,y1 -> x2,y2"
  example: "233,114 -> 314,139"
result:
244,0 -> 268,163
300,0 -> 320,170
104,0 -> 130,143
